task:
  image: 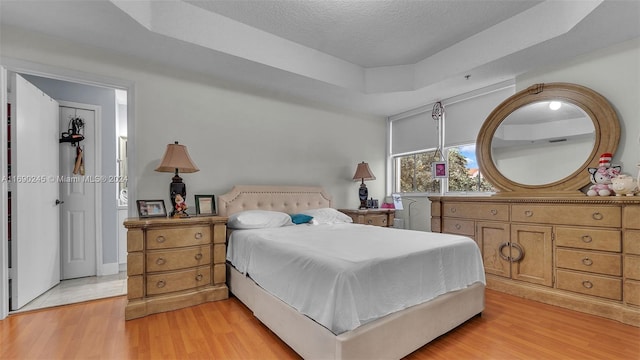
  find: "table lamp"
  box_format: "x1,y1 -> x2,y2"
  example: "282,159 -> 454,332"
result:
155,141 -> 199,217
352,161 -> 375,209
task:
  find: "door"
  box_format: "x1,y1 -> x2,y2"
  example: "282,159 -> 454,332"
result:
477,221 -> 510,278
10,73 -> 60,310
511,224 -> 553,286
59,105 -> 96,279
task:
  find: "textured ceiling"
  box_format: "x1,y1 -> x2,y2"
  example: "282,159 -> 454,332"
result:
1,0 -> 639,116
184,0 -> 541,67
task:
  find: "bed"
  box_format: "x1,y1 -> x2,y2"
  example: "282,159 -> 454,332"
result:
218,185 -> 485,359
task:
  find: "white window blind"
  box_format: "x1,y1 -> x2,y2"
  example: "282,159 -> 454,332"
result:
390,110 -> 438,155
444,86 -> 515,147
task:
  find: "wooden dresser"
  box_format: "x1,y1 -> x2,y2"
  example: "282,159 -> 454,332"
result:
429,196 -> 640,326
338,208 -> 395,227
124,216 -> 228,320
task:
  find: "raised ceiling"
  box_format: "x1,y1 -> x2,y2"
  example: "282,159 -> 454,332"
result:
1,0 -> 639,116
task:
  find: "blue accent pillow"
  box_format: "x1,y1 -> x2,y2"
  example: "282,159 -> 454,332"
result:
290,213 -> 313,224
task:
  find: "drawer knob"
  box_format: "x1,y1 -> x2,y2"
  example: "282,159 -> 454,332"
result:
156,257 -> 166,266
156,235 -> 166,243
490,209 -> 498,216
581,235 -> 593,243
592,212 -> 603,220
582,280 -> 594,289
455,223 -> 461,230
524,210 -> 533,217
194,232 -> 203,239
450,208 -> 457,213
156,280 -> 166,288
582,257 -> 593,266
195,274 -> 203,282
367,219 -> 373,224
194,253 -> 203,261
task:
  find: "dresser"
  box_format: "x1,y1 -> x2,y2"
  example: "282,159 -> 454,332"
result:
124,216 -> 228,320
429,196 -> 640,326
338,208 -> 395,227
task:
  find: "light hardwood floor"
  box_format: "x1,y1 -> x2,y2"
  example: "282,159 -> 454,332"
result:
1,289 -> 638,359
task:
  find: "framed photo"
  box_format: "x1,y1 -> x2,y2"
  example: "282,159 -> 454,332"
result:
195,195 -> 216,215
432,161 -> 448,178
136,200 -> 167,218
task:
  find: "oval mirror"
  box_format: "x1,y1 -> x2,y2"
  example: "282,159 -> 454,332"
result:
477,83 -> 619,195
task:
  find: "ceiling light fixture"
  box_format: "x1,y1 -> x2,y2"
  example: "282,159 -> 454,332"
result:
549,101 -> 562,111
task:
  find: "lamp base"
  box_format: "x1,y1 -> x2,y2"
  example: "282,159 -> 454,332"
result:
358,182 -> 368,209
170,174 -> 187,217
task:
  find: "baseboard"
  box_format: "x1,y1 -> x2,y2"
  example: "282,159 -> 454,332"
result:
99,262 -> 120,276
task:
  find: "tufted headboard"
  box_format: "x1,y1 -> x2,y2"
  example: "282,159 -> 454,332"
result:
217,185 -> 333,216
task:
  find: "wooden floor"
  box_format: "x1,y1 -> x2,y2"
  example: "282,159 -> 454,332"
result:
1,289 -> 638,360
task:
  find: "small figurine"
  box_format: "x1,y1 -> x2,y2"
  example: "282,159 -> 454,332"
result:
611,174 -> 638,196
174,194 -> 188,217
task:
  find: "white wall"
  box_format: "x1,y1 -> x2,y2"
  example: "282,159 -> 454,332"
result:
0,25 -> 386,214
517,38 -> 640,175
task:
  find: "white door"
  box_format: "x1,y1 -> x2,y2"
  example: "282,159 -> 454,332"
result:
59,105 -> 96,279
10,73 -> 60,310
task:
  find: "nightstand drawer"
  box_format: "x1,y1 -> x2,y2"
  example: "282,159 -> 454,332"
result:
442,218 -> 475,236
146,265 -> 211,296
147,226 -> 210,249
555,227 -> 621,252
363,214 -> 389,227
146,245 -> 211,272
556,269 -> 622,300
556,249 -> 621,276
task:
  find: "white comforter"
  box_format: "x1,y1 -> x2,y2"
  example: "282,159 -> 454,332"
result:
227,223 -> 485,335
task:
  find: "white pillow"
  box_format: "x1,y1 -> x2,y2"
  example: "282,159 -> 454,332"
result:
227,210 -> 293,229
300,208 -> 353,224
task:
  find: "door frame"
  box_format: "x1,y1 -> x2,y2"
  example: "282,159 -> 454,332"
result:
0,57 -> 137,320
59,101 -> 102,279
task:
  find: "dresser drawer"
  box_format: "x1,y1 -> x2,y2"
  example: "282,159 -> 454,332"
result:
624,230 -> 640,255
363,214 -> 389,227
442,218 -> 475,236
556,249 -> 621,276
624,280 -> 640,306
556,269 -> 622,300
512,205 -> 621,227
146,226 -> 211,249
146,265 -> 211,296
146,245 -> 211,272
555,227 -> 621,252
443,202 -> 509,221
624,255 -> 640,280
624,206 -> 640,229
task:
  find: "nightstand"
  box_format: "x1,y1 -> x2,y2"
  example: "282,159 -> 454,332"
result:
338,208 -> 395,227
123,216 -> 228,320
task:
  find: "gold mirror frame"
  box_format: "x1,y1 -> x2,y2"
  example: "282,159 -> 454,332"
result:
477,83 -> 620,195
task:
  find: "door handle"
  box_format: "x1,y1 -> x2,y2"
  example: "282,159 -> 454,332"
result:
55,199 -> 64,205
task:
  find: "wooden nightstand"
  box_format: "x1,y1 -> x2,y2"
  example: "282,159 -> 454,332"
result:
338,208 -> 395,227
123,216 -> 228,320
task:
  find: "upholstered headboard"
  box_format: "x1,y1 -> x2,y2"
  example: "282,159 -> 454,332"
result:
217,185 -> 333,216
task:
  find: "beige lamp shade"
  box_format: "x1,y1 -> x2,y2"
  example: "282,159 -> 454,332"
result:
155,142 -> 200,173
352,161 -> 375,182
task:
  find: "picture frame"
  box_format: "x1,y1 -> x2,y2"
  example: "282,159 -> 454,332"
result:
432,161 -> 448,178
136,200 -> 167,218
195,195 -> 216,215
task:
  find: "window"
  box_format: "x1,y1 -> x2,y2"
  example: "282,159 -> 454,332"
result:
388,83 -> 514,194
395,150 -> 441,193
446,144 -> 494,192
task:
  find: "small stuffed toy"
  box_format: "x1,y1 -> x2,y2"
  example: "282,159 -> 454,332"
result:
174,194 -> 188,216
587,153 -> 621,196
